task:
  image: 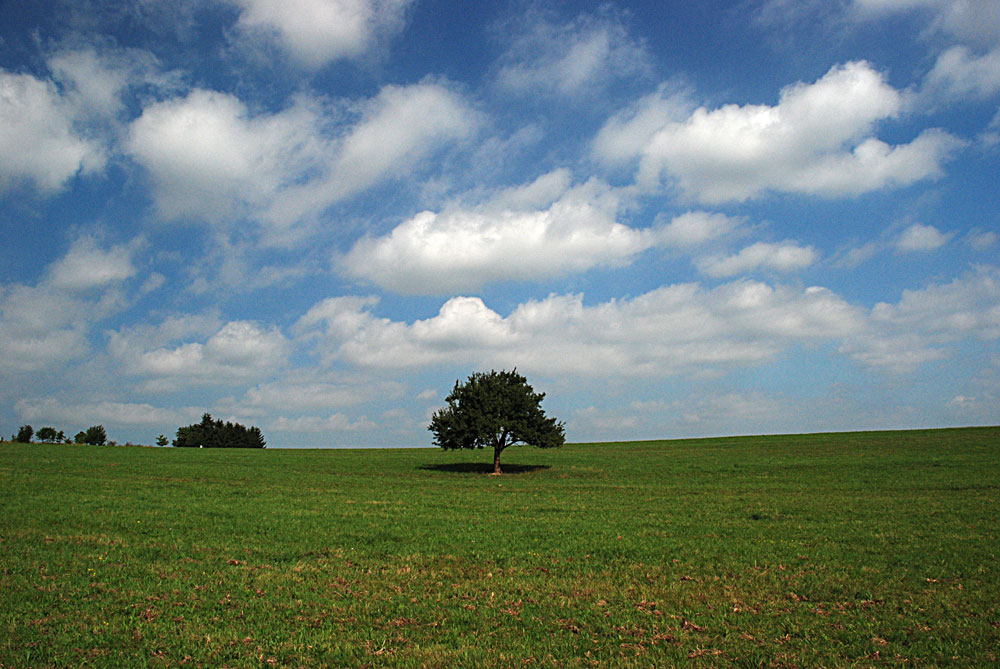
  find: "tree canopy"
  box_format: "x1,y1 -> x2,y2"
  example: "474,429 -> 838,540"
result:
173,413 -> 266,448
82,425 -> 106,446
429,369 -> 564,474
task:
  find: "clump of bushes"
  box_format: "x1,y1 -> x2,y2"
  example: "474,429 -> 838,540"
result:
173,414 -> 266,449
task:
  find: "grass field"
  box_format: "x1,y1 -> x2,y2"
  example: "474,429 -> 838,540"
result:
1,427 -> 998,667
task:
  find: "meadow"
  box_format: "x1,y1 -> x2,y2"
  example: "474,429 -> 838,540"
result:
1,427 -> 998,667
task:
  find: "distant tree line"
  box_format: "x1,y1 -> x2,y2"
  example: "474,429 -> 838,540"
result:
173,414 -> 266,448
9,424 -> 107,445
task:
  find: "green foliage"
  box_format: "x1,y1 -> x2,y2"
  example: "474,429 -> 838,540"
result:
1,427 -> 998,666
13,425 -> 33,443
429,369 -> 564,474
173,413 -> 266,448
35,427 -> 58,443
82,425 -> 107,446
73,431 -> 87,445
156,434 -> 169,447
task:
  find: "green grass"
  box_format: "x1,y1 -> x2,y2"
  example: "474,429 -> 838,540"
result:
2,427 -> 998,667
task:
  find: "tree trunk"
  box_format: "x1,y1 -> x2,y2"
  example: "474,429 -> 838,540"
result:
493,445 -> 502,475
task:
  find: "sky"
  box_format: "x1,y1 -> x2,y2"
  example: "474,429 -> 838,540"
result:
1,0 -> 998,447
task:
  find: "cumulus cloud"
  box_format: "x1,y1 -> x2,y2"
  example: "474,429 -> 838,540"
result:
241,379 -> 377,410
15,397 -> 198,427
850,0 -> 939,15
896,223 -> 954,252
295,280 -> 864,376
0,238 -> 142,373
0,69 -> 105,193
127,82 -> 477,238
47,236 -> 137,291
126,89 -> 328,224
592,82 -> 693,165
697,241 -> 818,277
983,108 -> 1000,146
268,413 -> 377,433
301,267 -> 1000,379
922,46 -> 1000,103
0,285 -> 92,372
495,9 -> 651,98
110,320 -> 290,388
836,222 -> 954,266
871,265 -> 1000,338
276,81 -> 479,222
47,46 -> 178,120
340,175 -> 661,293
575,390 -> 791,439
231,0 -> 415,67
967,229 -> 998,250
852,0 -> 1000,49
842,265 -> 1000,372
657,211 -> 743,247
850,1 -> 1000,104
613,61 -> 963,203
341,178 -> 751,295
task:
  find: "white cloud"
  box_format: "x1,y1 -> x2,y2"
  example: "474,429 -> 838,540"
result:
302,267 -> 1000,382
0,69 -> 105,193
15,397 -> 198,428
47,236 -> 137,291
242,380 -> 373,410
46,46 -> 176,120
231,0 -> 415,67
126,89 -> 327,225
282,81 -> 479,219
842,265 -> 1000,371
110,320 -> 289,387
0,284 -> 91,372
698,241 -> 818,277
592,82 -> 693,165
922,45 -> 1000,101
983,108 -> 1000,145
48,48 -> 131,119
836,222 -> 955,266
268,413 -> 377,433
967,229 -> 998,250
0,238 -> 143,373
495,9 -> 650,98
295,280 -> 864,376
340,176 -> 656,294
896,223 -> 953,252
841,333 -> 951,374
589,390 -> 788,437
128,82 -> 477,239
657,211 -> 743,247
835,240 -> 882,268
629,61 -> 963,203
851,0 -> 939,15
853,0 -> 1000,49
871,265 -> 1000,338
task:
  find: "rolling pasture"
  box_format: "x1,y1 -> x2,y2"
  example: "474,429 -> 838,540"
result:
1,427 -> 998,666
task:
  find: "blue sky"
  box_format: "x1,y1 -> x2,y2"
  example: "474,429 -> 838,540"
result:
1,0 -> 998,447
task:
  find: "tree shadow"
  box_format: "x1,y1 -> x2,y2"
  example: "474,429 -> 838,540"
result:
418,462 -> 551,475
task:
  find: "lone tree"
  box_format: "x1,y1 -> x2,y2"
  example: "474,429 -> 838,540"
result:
429,369 -> 565,475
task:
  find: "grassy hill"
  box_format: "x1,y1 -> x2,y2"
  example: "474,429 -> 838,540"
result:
2,427 -> 998,666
